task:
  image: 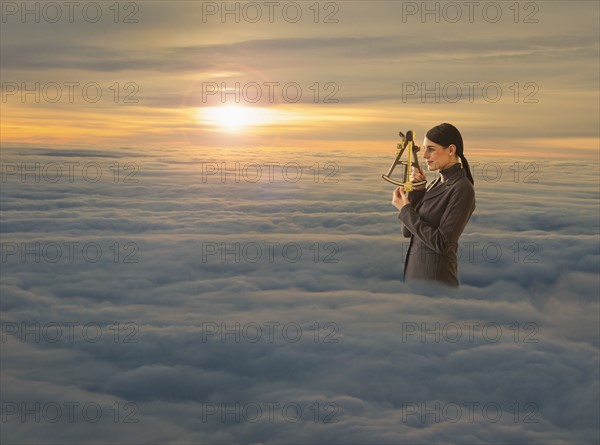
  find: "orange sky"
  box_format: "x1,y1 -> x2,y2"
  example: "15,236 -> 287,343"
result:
1,1 -> 598,158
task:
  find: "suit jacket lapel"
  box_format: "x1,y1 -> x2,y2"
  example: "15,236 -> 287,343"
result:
422,182 -> 448,202
426,177 -> 441,192
421,166 -> 466,204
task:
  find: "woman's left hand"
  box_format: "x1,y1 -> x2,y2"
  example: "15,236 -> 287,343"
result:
392,186 -> 409,211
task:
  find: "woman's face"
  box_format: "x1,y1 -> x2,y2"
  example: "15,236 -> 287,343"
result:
421,137 -> 456,171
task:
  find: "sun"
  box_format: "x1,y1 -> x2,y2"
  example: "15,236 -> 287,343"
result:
199,105 -> 272,132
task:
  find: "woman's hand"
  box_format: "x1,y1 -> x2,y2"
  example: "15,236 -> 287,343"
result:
410,166 -> 426,189
392,186 -> 409,211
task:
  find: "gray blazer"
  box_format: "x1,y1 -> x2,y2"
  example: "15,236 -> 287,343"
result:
397,163 -> 475,287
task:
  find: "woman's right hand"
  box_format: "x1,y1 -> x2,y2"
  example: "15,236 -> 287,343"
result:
410,166 -> 426,189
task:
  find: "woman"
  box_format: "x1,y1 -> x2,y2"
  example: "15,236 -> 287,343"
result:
391,123 -> 475,287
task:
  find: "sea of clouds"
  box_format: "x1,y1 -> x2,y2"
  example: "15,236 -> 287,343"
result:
1,146 -> 598,444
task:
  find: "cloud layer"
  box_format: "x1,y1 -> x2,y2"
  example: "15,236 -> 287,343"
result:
1,146 -> 598,444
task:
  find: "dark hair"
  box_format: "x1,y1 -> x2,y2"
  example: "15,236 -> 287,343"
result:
426,123 -> 474,185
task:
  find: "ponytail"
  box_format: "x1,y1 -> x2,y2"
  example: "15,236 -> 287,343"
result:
458,153 -> 474,185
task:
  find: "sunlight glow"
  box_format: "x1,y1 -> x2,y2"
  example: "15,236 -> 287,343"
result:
199,106 -> 279,132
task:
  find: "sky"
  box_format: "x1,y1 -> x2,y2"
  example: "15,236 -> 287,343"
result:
1,0 -> 599,156
1,1 -> 599,444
